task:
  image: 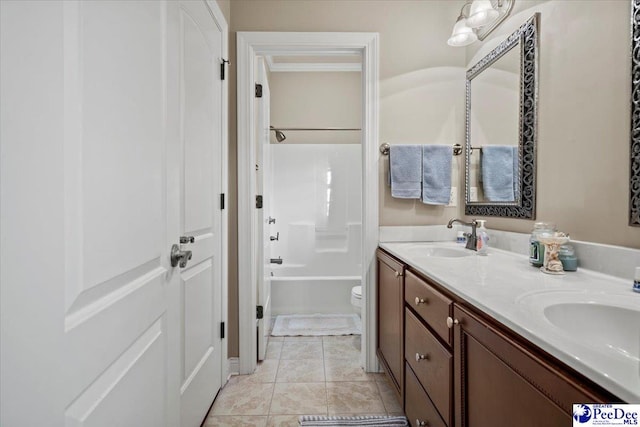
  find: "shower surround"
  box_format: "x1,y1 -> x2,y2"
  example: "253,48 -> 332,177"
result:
268,144 -> 362,315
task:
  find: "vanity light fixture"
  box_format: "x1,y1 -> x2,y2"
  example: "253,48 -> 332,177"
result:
448,0 -> 514,47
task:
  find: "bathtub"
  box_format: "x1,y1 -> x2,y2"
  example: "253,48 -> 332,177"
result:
269,269 -> 361,316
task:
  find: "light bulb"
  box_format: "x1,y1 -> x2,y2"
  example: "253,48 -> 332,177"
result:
447,17 -> 478,47
466,0 -> 500,28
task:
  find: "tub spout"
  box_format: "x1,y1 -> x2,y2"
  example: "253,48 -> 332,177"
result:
270,257 -> 283,265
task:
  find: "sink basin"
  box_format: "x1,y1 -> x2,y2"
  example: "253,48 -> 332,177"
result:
517,291 -> 640,362
404,245 -> 472,258
544,302 -> 640,360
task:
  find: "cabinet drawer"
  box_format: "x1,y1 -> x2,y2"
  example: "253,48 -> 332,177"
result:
405,309 -> 452,426
405,363 -> 447,427
405,270 -> 452,346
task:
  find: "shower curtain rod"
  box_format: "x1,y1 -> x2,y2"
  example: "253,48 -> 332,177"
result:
270,127 -> 361,131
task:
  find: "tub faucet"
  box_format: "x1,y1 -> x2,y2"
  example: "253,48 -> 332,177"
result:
447,218 -> 478,251
270,257 -> 283,265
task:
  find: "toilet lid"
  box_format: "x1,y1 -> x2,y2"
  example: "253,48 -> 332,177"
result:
351,285 -> 362,298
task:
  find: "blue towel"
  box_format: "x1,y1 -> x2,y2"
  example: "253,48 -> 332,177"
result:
421,145 -> 452,205
389,145 -> 422,199
513,147 -> 520,201
482,145 -> 517,202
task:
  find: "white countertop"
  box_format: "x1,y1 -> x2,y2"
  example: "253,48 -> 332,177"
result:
379,241 -> 640,402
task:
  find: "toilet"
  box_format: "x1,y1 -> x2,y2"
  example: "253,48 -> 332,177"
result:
350,285 -> 362,317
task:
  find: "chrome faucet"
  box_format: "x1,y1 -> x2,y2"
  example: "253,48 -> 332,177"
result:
447,218 -> 478,251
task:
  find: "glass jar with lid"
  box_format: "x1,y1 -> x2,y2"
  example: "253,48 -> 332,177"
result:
529,222 -> 557,267
558,244 -> 578,271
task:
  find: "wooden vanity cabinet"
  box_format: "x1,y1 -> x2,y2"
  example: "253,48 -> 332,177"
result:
452,304 -> 618,427
376,248 -> 619,427
376,248 -> 405,397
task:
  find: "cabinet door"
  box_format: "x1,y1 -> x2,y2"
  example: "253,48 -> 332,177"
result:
376,249 -> 405,396
453,305 -> 614,427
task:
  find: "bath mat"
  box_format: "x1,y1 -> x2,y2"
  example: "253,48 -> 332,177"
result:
271,314 -> 361,336
299,415 -> 408,426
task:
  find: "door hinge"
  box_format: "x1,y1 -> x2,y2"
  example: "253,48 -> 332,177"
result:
220,59 -> 230,81
256,305 -> 264,320
256,195 -> 263,209
220,193 -> 225,210
255,83 -> 263,98
220,322 -> 225,339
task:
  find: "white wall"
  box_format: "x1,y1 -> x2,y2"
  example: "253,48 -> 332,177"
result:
269,72 -> 361,144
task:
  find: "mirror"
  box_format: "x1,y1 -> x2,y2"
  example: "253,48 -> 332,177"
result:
465,14 -> 539,219
468,46 -> 520,203
631,0 -> 640,226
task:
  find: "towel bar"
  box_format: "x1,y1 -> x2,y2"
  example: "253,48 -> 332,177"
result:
379,143 -> 463,156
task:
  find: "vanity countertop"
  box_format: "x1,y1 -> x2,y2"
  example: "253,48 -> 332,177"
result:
379,241 -> 640,402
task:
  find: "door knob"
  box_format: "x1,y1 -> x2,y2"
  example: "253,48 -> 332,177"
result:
180,235 -> 195,244
171,244 -> 192,268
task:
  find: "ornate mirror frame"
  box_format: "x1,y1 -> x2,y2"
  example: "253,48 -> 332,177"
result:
631,0 -> 640,226
465,14 -> 539,219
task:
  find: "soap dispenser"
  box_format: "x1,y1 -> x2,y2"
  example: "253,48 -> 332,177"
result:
476,220 -> 489,255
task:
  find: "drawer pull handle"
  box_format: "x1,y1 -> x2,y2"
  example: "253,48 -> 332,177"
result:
394,271 -> 403,278
415,352 -> 429,362
446,316 -> 459,329
414,297 -> 427,305
416,420 -> 428,426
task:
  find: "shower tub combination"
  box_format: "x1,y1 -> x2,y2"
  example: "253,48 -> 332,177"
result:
268,144 -> 362,316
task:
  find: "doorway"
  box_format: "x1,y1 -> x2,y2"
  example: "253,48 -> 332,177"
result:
236,32 -> 380,375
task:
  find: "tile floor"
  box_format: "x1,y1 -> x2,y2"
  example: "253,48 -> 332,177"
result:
203,335 -> 404,427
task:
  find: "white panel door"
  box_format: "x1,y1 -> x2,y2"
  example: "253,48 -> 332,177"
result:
62,2 -> 175,426
2,1 -> 178,425
0,1 -> 225,426
255,58 -> 272,360
177,1 -> 224,426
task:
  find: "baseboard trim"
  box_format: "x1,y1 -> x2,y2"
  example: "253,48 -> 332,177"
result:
227,357 -> 239,379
